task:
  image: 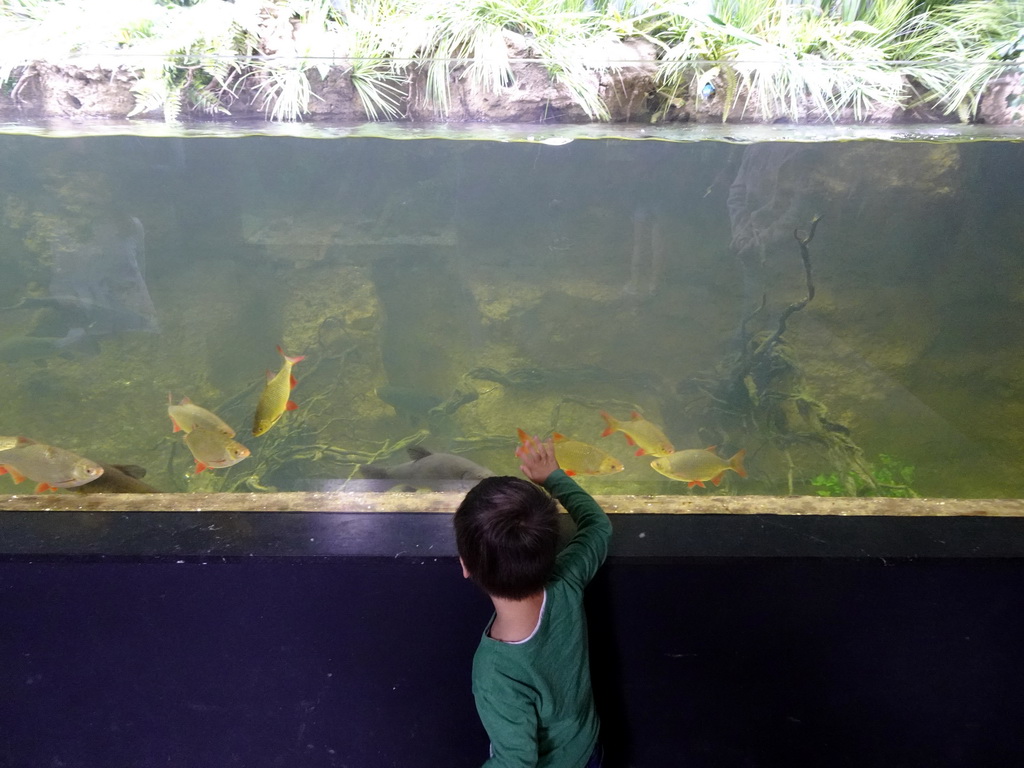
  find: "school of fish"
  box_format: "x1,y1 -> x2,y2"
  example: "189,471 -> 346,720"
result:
2,340 -> 751,494
0,344 -> 309,492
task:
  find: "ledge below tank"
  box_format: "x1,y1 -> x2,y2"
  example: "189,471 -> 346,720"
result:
1,493 -> 1022,560
3,494 -> 1023,767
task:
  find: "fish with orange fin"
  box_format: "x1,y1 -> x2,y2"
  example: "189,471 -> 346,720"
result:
517,428 -> 624,477
183,429 -> 250,473
599,410 -> 675,457
167,394 -> 235,437
0,436 -> 104,492
650,447 -> 747,488
252,345 -> 305,437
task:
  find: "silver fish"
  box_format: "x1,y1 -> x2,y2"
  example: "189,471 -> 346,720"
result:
0,437 -> 104,492
184,429 -> 250,473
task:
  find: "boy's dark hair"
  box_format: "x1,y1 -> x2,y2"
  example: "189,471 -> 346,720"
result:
454,476 -> 560,601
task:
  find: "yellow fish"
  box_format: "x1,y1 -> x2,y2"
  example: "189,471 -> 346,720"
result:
517,429 -> 623,477
184,429 -> 250,473
0,436 -> 104,493
650,447 -> 747,488
167,394 -> 235,437
252,345 -> 305,437
600,410 -> 675,457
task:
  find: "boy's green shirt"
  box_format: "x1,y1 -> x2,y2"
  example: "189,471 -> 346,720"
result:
471,469 -> 613,768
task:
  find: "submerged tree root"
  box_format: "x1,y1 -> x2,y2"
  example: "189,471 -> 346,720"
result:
677,215 -> 901,495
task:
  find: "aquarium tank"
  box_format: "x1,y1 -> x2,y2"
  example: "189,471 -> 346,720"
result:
0,123 -> 1021,500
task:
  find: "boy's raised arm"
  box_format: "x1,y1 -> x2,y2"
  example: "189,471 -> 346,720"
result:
517,433 -> 611,586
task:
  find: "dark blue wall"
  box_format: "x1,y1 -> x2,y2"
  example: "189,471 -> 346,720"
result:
2,556 -> 1023,768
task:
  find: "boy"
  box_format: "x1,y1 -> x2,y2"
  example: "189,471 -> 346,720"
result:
454,434 -> 612,768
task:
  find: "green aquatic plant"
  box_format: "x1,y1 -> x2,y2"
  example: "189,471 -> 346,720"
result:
811,453 -> 917,497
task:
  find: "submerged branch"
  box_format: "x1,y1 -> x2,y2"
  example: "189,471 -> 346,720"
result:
750,214 -> 820,364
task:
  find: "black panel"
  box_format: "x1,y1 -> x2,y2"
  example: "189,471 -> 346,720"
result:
2,556 -> 1023,768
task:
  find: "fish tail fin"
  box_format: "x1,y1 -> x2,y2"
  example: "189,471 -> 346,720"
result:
730,449 -> 747,478
277,345 -> 306,365
359,463 -> 391,480
599,411 -> 617,437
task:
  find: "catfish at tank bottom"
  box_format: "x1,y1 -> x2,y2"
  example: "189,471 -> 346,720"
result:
359,446 -> 495,490
0,328 -> 88,363
72,462 -> 160,494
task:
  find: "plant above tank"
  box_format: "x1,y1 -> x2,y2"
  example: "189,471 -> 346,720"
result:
0,0 -> 1021,122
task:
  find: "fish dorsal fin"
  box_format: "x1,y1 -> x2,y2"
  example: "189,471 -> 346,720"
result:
705,445 -> 717,452
407,446 -> 432,461
15,436 -> 35,446
630,411 -> 643,420
552,433 -> 568,443
180,396 -> 192,404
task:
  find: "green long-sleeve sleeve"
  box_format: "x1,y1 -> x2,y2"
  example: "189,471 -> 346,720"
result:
543,469 -> 612,590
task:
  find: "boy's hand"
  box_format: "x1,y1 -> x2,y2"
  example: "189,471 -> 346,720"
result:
516,433 -> 559,484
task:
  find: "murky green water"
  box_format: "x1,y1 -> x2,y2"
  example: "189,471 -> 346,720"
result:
0,124 -> 1021,498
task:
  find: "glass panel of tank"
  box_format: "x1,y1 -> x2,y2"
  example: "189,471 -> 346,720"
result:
0,130 -> 1021,498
